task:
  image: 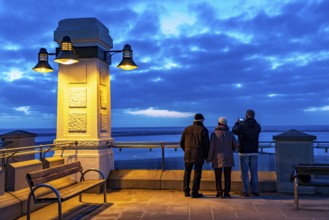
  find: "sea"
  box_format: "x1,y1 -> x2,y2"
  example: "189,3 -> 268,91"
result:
1,125 -> 329,171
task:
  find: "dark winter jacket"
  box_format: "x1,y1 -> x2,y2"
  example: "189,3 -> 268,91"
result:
180,121 -> 210,164
232,118 -> 261,153
207,125 -> 239,168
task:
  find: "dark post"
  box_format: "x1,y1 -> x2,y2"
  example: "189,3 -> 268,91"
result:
161,142 -> 165,171
273,129 -> 316,193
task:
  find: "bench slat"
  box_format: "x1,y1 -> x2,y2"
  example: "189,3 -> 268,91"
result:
30,167 -> 81,186
36,179 -> 105,202
27,161 -> 82,186
28,161 -> 82,179
295,168 -> 329,175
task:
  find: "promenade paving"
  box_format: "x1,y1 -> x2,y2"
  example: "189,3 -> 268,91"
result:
17,189 -> 329,220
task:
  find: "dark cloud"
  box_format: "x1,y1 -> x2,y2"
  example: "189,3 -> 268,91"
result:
0,0 -> 329,127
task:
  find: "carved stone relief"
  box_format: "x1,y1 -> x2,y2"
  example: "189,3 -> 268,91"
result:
69,88 -> 87,108
100,113 -> 108,133
100,87 -> 107,109
99,65 -> 108,86
68,113 -> 87,132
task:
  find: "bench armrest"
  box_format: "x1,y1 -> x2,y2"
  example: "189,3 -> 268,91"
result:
28,183 -> 61,203
80,168 -> 106,181
291,168 -> 312,184
290,170 -> 297,182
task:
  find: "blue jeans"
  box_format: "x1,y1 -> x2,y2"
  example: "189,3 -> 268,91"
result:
239,155 -> 259,194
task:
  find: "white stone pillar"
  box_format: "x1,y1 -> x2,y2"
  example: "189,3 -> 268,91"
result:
53,18 -> 114,179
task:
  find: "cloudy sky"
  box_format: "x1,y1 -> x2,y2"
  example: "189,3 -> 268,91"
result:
0,0 -> 329,128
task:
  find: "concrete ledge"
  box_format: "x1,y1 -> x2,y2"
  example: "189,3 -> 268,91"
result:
0,167 -> 4,195
7,159 -> 43,191
161,170 -> 184,190
0,192 -> 21,219
43,156 -> 64,168
200,171 -> 247,191
109,170 -> 277,192
258,171 -> 277,192
109,170 -> 162,189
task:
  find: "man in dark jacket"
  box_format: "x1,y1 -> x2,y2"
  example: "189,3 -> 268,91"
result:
232,109 -> 261,197
180,113 -> 210,198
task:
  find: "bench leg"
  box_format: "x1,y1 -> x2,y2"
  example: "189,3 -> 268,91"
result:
294,176 -> 299,209
27,191 -> 33,220
79,193 -> 82,202
103,182 -> 107,203
58,199 -> 63,220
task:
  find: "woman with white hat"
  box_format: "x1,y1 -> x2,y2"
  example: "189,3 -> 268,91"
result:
207,117 -> 238,198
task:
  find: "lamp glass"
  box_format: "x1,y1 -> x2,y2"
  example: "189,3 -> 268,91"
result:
32,48 -> 54,73
32,61 -> 54,73
117,58 -> 138,70
54,36 -> 79,65
117,44 -> 138,70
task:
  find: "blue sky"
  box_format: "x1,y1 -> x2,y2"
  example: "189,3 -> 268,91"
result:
0,0 -> 329,128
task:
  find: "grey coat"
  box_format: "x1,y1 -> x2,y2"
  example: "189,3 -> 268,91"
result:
207,125 -> 239,168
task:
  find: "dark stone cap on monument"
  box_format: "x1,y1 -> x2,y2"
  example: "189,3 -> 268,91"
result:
0,130 -> 37,140
273,129 -> 316,141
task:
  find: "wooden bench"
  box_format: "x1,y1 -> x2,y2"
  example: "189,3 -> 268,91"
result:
26,161 -> 107,220
292,163 -> 329,209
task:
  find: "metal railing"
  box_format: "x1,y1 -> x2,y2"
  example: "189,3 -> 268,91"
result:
259,141 -> 275,153
112,141 -> 275,151
0,142 -> 77,167
111,141 -> 276,170
113,141 -> 181,170
0,140 -> 328,171
0,142 -> 77,192
314,141 -> 329,153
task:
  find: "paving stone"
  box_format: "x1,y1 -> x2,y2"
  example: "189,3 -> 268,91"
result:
13,190 -> 329,220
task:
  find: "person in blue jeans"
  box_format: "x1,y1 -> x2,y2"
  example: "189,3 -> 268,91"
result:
232,109 -> 261,197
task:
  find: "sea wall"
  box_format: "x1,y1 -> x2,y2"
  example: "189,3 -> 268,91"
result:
108,169 -> 277,192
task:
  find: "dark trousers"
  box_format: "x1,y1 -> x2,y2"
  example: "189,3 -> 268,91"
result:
184,163 -> 203,194
214,167 -> 232,195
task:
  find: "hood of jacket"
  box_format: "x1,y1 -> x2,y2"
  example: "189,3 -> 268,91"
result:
215,124 -> 229,131
193,121 -> 205,127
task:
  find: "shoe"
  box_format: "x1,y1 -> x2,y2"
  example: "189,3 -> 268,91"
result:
191,193 -> 203,198
184,192 -> 191,197
251,192 -> 260,196
240,193 -> 249,197
216,192 -> 223,198
223,194 -> 231,198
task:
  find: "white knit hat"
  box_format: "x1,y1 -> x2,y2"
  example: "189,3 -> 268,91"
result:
218,117 -> 227,125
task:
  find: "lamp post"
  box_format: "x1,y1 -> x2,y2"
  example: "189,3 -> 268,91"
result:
32,18 -> 138,179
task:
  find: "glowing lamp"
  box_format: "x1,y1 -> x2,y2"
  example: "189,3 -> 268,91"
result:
116,44 -> 138,70
54,36 -> 79,65
32,48 -> 54,73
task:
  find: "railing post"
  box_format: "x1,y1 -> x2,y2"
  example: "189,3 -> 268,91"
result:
1,154 -> 5,167
161,142 -> 165,171
39,146 -> 43,160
